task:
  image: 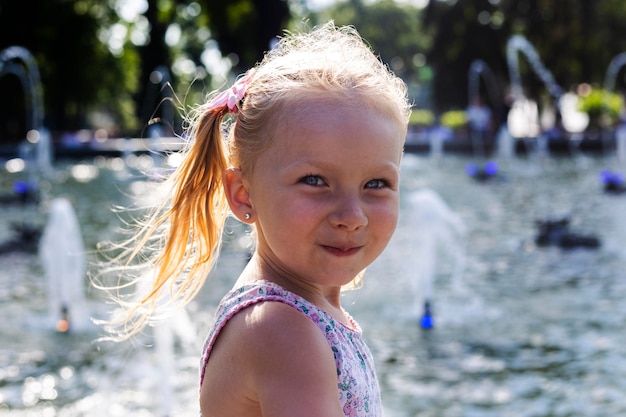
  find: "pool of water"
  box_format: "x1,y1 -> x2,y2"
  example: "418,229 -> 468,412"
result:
1,152 -> 625,416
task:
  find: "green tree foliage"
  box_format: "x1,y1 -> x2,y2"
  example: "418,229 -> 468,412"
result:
424,0 -> 626,111
202,0 -> 291,72
5,0 -> 626,140
423,0 -> 509,111
135,0 -> 176,132
0,0 -> 139,139
0,0 -> 290,139
578,88 -> 624,128
318,0 -> 430,84
136,0 -> 290,134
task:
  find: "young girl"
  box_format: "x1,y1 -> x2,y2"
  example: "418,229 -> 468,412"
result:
103,21 -> 410,417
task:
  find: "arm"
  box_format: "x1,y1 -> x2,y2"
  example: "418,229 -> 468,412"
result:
201,301 -> 343,417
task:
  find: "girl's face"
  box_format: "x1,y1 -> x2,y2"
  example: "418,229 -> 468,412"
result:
246,100 -> 405,289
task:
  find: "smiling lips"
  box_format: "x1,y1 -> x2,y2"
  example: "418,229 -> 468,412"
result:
322,244 -> 362,257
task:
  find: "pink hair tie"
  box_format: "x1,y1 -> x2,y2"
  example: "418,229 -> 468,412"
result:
208,74 -> 252,114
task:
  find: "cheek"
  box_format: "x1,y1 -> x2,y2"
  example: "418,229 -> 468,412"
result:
282,191 -> 332,215
372,200 -> 399,239
259,196 -> 320,236
385,211 -> 400,239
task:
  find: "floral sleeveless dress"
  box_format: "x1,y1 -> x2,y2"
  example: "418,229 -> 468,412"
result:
200,280 -> 383,417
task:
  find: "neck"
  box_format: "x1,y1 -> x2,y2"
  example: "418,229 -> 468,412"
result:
236,254 -> 348,322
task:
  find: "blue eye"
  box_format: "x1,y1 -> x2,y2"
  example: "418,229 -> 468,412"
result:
365,179 -> 391,189
300,175 -> 325,186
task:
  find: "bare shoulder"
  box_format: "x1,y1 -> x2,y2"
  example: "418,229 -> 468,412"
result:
200,301 -> 343,417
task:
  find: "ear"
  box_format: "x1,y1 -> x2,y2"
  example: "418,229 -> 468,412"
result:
223,167 -> 254,223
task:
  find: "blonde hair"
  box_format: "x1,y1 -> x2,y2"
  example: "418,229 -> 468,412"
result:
97,21 -> 410,340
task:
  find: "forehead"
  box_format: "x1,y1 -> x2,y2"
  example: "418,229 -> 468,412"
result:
259,98 -> 404,170
287,94 -> 403,129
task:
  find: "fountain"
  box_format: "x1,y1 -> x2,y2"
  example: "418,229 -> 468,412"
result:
504,37 -> 604,248
427,121 -> 452,160
603,53 -> 626,166
506,97 -> 541,147
559,91 -> 590,162
603,52 -> 626,98
152,304 -> 197,416
39,197 -> 89,332
506,35 -> 563,157
0,47 -> 52,253
465,61 -> 502,172
616,117 -> 626,165
468,60 -> 501,111
506,35 -> 563,104
2,155 -> 626,416
0,46 -> 53,174
495,120 -> 516,160
467,60 -> 500,158
402,188 -> 466,329
126,271 -> 198,417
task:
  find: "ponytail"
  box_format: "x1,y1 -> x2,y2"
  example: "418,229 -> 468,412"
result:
97,107 -> 230,340
152,107 -> 230,300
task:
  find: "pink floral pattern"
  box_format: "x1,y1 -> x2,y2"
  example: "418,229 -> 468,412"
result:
200,280 -> 382,417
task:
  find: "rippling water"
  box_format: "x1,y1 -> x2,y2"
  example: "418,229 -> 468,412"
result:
1,152 -> 625,416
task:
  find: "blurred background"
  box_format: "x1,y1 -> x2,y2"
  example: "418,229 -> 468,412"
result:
1,0 -> 626,146
2,1 -> 626,417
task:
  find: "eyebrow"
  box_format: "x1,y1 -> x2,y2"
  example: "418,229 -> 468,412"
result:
281,157 -> 399,177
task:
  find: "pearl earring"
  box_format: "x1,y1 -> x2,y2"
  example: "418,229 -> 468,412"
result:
244,213 -> 251,220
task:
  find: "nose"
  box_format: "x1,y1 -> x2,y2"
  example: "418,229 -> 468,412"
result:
328,193 -> 368,231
